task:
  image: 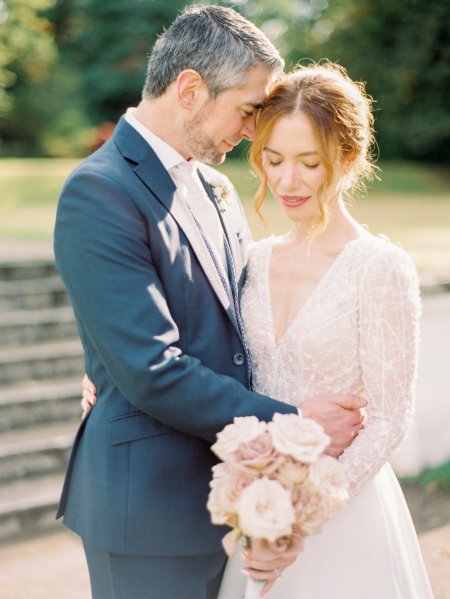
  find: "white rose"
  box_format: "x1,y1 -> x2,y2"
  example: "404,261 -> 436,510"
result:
211,416 -> 268,461
308,455 -> 349,507
238,477 -> 295,542
268,414 -> 330,463
298,503 -> 329,536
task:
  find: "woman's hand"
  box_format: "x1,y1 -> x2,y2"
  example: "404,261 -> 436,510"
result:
242,533 -> 304,596
81,374 -> 97,419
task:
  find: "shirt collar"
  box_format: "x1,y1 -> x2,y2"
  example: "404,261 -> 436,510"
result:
124,107 -> 196,174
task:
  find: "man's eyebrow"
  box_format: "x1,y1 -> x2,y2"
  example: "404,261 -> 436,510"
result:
242,103 -> 264,110
263,146 -> 319,157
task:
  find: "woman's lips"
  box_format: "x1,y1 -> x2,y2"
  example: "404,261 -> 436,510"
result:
281,195 -> 311,208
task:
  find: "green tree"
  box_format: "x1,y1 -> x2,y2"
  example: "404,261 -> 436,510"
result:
288,0 -> 450,161
0,0 -> 57,154
57,0 -> 189,123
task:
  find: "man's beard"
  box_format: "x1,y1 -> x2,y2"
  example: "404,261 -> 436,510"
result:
184,109 -> 225,165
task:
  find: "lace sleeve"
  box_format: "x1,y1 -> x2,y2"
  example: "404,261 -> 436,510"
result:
340,244 -> 421,496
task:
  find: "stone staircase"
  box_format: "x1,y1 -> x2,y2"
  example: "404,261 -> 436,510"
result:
0,257 -> 83,542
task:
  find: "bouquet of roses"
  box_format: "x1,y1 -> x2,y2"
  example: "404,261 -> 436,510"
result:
207,414 -> 349,598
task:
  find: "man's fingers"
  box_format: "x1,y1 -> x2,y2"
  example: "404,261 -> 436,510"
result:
325,446 -> 342,458
82,374 -> 97,394
82,388 -> 96,406
80,394 -> 95,413
333,394 -> 367,410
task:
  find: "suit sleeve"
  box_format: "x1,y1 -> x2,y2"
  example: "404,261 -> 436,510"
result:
54,167 -> 296,442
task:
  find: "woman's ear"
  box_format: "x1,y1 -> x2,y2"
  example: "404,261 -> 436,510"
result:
344,149 -> 358,172
176,69 -> 208,109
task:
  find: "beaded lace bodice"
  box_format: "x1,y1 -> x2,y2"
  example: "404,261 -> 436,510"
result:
241,235 -> 421,496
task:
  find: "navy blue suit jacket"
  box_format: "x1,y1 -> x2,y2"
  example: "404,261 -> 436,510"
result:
54,117 -> 296,556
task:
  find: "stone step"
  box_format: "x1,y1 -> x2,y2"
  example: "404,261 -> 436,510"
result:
0,421 -> 77,484
0,378 -> 82,432
0,259 -> 57,282
0,339 -> 84,386
0,306 -> 78,347
0,474 -> 64,542
0,275 -> 70,311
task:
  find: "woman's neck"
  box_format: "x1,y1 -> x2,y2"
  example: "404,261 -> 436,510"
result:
286,198 -> 366,251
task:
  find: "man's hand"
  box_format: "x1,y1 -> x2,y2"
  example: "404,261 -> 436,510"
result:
301,394 -> 367,458
81,374 -> 96,419
242,534 -> 304,596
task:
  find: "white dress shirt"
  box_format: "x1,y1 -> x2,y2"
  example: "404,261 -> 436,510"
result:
124,108 -> 227,270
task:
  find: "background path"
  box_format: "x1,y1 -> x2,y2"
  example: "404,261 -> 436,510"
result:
0,524 -> 448,599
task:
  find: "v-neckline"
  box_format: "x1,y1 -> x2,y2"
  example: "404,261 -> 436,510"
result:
265,236 -> 362,350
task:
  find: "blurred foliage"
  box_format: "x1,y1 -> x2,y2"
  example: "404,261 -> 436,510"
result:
231,0 -> 450,162
304,0 -> 450,161
0,0 -> 57,154
401,460 -> 450,491
47,0 -> 188,122
1,0 -> 449,159
1,0 -> 187,155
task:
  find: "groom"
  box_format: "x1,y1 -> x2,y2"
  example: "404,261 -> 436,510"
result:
55,5 -> 364,599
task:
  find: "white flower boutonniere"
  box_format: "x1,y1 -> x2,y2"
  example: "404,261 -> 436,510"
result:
212,182 -> 232,213
203,169 -> 234,213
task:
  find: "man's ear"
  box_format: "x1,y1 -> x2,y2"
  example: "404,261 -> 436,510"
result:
176,69 -> 208,109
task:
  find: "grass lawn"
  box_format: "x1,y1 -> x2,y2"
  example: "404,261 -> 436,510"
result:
1,157 -> 449,278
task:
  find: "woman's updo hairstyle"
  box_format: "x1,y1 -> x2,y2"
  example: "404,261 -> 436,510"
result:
250,61 -> 377,228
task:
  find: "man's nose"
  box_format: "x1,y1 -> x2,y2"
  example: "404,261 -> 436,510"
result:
240,116 -> 257,141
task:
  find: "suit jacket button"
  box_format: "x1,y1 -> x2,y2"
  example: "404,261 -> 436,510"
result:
233,353 -> 245,366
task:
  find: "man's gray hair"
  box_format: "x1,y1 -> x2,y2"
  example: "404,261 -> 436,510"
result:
142,4 -> 284,99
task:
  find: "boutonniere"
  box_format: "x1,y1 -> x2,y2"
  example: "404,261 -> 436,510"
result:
205,171 -> 234,213
212,182 -> 233,213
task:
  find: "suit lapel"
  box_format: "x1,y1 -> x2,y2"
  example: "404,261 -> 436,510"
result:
113,118 -> 240,333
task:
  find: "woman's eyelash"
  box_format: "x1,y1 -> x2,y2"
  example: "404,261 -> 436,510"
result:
267,161 -> 319,169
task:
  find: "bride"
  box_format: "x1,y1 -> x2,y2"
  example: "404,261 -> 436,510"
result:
217,62 -> 434,598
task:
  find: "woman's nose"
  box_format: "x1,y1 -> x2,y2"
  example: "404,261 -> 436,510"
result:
280,164 -> 300,190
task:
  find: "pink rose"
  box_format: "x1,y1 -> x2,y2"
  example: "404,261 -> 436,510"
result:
292,483 -> 326,535
230,432 -> 286,475
207,463 -> 253,526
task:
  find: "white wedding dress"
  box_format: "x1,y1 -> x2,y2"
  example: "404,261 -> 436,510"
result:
218,234 -> 434,599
